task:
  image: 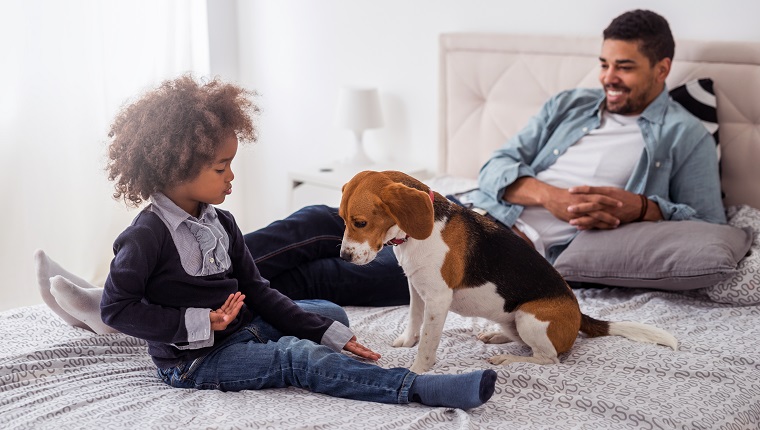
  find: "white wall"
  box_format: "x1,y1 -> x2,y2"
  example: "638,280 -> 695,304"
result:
1,0 -> 210,312
3,0 -> 759,311
229,0 -> 760,236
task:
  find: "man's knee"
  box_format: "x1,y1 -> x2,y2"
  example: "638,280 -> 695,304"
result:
295,205 -> 341,224
295,299 -> 349,327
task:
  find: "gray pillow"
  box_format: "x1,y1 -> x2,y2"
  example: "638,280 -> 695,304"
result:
554,220 -> 752,290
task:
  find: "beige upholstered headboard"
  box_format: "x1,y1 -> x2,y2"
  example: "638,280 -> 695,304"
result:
439,33 -> 760,209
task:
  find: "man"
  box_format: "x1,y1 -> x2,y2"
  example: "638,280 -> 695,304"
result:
245,9 -> 722,305
37,10 -> 725,330
469,9 -> 725,263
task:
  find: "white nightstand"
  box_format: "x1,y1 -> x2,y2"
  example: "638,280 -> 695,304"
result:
288,162 -> 430,210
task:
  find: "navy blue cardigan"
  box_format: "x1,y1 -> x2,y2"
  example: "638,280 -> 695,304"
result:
101,208 -> 335,368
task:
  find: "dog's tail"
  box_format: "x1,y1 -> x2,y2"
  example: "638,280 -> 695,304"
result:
580,313 -> 678,350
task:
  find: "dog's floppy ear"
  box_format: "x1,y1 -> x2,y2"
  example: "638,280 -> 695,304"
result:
380,183 -> 434,240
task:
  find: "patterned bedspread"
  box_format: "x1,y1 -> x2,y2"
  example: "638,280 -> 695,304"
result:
2,288 -> 760,429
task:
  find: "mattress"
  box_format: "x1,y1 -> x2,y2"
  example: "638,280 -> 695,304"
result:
2,288 -> 759,429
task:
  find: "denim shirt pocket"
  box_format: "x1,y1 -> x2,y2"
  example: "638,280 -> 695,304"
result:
644,158 -> 673,195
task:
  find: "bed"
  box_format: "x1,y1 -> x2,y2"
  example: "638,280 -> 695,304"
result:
3,33 -> 760,429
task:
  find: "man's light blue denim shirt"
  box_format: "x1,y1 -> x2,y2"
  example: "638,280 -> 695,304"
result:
470,86 -> 726,263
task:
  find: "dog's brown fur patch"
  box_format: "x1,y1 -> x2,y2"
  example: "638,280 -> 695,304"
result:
340,171 -> 434,244
519,297 -> 582,353
340,172 -> 399,251
440,216 -> 470,289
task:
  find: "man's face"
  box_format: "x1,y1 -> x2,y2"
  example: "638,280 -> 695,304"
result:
598,39 -> 670,115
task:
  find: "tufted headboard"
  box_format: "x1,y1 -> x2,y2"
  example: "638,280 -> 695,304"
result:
438,33 -> 760,209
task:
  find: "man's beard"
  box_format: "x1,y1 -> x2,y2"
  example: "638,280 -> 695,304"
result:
605,84 -> 651,115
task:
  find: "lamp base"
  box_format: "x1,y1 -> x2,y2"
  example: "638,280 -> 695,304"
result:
341,133 -> 374,166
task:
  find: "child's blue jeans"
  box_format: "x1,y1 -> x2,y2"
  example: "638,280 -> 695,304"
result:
157,300 -> 416,404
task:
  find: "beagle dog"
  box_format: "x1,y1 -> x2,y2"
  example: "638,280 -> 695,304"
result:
339,170 -> 677,374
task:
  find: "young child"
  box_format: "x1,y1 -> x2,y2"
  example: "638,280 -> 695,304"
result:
35,75 -> 497,410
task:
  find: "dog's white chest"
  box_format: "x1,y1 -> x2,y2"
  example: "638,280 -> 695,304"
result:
392,221 -> 449,277
393,222 -> 509,323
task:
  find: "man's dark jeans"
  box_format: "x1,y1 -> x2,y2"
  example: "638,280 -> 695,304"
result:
244,205 -> 409,306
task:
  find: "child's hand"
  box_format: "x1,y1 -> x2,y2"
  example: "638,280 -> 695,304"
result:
344,336 -> 381,361
209,292 -> 246,331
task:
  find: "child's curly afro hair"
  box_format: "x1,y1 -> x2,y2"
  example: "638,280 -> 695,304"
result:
106,75 -> 260,207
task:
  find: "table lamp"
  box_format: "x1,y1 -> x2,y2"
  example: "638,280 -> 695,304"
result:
334,87 -> 384,166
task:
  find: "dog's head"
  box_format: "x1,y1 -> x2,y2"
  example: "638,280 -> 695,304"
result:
338,170 -> 434,265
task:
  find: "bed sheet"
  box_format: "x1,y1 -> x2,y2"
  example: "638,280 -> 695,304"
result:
2,287 -> 760,429
2,175 -> 759,429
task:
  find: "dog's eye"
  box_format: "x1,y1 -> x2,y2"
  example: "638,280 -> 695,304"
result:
353,220 -> 367,228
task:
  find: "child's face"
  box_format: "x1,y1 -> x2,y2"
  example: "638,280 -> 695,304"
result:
164,132 -> 238,217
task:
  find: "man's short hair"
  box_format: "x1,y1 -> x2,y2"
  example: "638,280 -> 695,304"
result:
603,9 -> 675,66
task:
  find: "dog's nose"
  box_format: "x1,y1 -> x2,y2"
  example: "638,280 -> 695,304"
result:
339,250 -> 353,261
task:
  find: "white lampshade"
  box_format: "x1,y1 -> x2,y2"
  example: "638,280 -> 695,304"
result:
334,87 -> 384,131
334,87 -> 384,165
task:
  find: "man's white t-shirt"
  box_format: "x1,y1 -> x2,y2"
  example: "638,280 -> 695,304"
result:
517,111 -> 644,256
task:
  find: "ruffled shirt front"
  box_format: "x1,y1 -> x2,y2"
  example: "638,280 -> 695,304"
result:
149,193 -> 231,277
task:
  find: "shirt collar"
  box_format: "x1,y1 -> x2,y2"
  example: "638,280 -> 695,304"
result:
149,193 -> 218,231
639,85 -> 670,125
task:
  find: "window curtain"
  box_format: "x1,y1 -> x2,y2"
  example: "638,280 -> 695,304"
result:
0,0 -> 210,309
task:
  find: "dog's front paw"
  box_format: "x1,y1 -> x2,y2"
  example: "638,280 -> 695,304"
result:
488,354 -> 519,365
392,332 -> 419,348
409,360 -> 433,374
477,331 -> 515,344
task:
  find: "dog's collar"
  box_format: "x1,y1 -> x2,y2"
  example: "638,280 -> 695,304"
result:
385,236 -> 409,246
384,189 -> 435,247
